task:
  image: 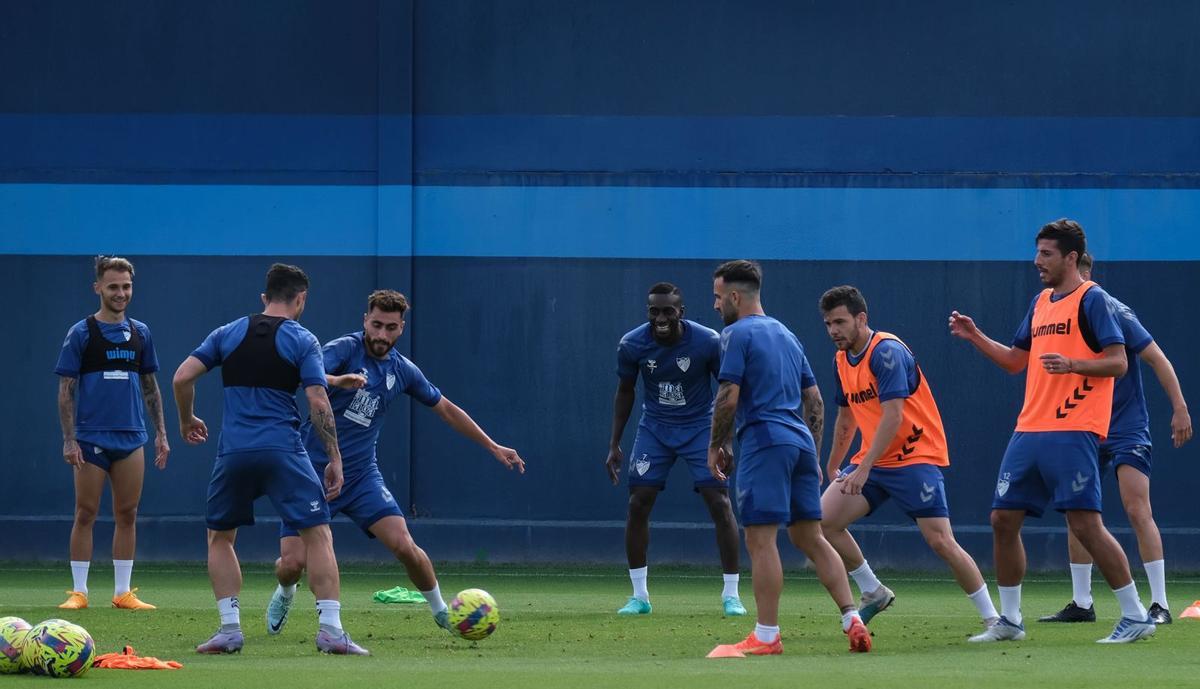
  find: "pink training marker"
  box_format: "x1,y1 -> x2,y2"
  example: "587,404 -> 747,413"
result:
705,644 -> 746,658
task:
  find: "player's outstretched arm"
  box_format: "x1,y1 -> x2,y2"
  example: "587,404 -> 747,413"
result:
57,376 -> 83,467
826,405 -> 859,483
707,382 -> 739,481
172,356 -> 209,446
1140,342 -> 1193,447
431,397 -> 526,474
948,310 -> 1029,373
140,374 -> 171,469
606,378 -> 636,485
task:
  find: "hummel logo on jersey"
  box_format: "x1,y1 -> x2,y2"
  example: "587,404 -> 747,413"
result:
93,446 -> 103,454
646,359 -> 657,372
848,382 -> 879,405
676,356 -> 691,372
309,500 -> 321,512
382,488 -> 394,503
1032,318 -> 1072,338
878,348 -> 896,370
1071,471 -> 1090,493
633,455 -> 650,476
920,482 -> 935,503
386,373 -> 396,390
996,472 -> 1011,497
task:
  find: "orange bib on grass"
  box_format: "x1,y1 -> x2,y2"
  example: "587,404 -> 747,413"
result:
835,332 -> 949,468
1015,281 -> 1113,439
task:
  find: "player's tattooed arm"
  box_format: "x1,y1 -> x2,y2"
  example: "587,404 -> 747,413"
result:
140,374 -> 171,468
306,387 -> 341,462
58,376 -> 83,467
801,384 -> 825,458
710,381 -> 739,449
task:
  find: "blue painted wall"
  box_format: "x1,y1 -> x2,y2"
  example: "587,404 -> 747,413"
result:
1,0 -> 1196,568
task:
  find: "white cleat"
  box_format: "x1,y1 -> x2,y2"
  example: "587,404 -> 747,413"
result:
1096,616 -> 1156,644
968,615 -> 1026,642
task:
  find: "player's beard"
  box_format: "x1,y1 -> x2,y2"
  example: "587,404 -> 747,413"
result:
364,334 -> 394,357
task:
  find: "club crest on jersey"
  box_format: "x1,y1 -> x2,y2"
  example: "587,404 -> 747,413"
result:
633,455 -> 651,476
676,356 -> 691,372
646,359 -> 657,372
122,329 -> 131,342
996,473 -> 1011,497
386,373 -> 396,390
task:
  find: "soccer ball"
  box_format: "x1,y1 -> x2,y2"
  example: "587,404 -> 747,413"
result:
448,588 -> 500,640
0,617 -> 31,674
21,619 -> 95,678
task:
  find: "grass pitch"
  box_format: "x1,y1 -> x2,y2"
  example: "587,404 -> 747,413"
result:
1,563 -> 1198,688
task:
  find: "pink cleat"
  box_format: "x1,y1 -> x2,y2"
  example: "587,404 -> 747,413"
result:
196,629 -> 244,654
315,628 -> 369,655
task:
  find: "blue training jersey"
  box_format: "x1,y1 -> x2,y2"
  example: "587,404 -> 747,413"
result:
55,317 -> 158,448
1103,295 -> 1154,450
834,337 -> 919,407
190,316 -> 327,455
301,332 -> 442,479
617,319 -> 721,427
718,315 -> 817,453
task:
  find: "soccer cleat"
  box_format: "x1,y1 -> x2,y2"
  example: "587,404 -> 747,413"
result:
434,609 -> 454,633
846,617 -> 872,653
858,584 -> 895,624
266,589 -> 293,635
1148,603 -> 1172,625
731,631 -> 783,656
1097,616 -> 1156,644
58,591 -> 88,609
1037,600 -> 1095,623
617,597 -> 652,615
196,629 -> 244,654
723,596 -> 748,616
968,616 -> 1026,642
316,628 -> 370,655
112,588 -> 156,610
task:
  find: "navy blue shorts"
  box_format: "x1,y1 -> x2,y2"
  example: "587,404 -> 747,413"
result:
736,444 -> 822,525
206,449 -> 330,532
628,420 -> 722,490
1100,444 -> 1152,480
992,431 -> 1102,517
839,463 -> 950,519
77,440 -> 141,472
279,464 -> 403,538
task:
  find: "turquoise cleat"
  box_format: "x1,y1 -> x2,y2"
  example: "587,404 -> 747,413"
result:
723,596 -> 748,616
617,597 -> 652,615
265,588 -> 293,636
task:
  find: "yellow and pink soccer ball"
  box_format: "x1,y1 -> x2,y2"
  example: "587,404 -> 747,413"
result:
20,618 -> 95,678
0,616 -> 32,674
448,588 -> 500,640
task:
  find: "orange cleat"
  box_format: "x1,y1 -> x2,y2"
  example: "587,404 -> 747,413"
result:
58,590 -> 88,609
731,631 -> 783,656
112,588 -> 156,610
846,617 -> 872,653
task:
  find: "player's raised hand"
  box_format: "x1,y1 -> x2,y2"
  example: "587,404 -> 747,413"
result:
62,439 -> 83,468
1171,407 -> 1193,447
153,434 -> 171,469
605,446 -> 623,485
491,445 -> 526,474
332,373 -> 368,390
1039,353 -> 1074,374
324,461 -> 343,500
707,445 -> 732,481
180,415 -> 208,445
948,311 -> 980,340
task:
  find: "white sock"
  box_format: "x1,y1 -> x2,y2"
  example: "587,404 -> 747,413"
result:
754,623 -> 780,643
217,596 -> 241,627
70,561 -> 89,595
422,583 -> 448,614
1112,582 -> 1148,620
1070,562 -> 1094,607
629,566 -> 649,602
1143,560 -> 1168,609
998,585 -> 1022,625
848,561 -> 882,595
722,572 -> 739,599
967,584 -> 999,620
113,559 -> 133,596
841,610 -> 861,632
277,583 -> 297,600
316,599 -> 342,630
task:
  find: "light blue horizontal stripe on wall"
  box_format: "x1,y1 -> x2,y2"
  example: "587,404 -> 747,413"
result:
1,183 -> 1196,259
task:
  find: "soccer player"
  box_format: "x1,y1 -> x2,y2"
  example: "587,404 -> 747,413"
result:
605,283 -> 745,616
173,263 -> 367,655
707,260 -> 870,656
950,219 -> 1155,644
55,255 -> 169,610
1039,253 -> 1191,625
818,286 -> 999,632
266,289 -> 525,635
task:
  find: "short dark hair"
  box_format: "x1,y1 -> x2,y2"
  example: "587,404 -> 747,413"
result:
1077,252 -> 1094,273
367,289 -> 409,315
713,260 -> 762,292
1036,218 -> 1087,260
264,263 -> 309,303
648,282 -> 681,298
94,255 -> 134,280
819,285 -> 868,316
